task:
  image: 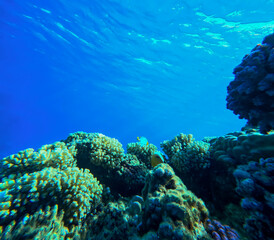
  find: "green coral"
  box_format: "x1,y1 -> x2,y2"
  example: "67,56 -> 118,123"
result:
160,133 -> 194,159
87,163 -> 211,240
127,141 -> 158,168
0,142 -> 77,178
64,132 -> 148,196
65,132 -> 124,169
171,140 -> 210,174
140,163 -> 210,239
87,199 -> 141,240
0,142 -> 103,239
119,154 -> 148,190
161,133 -> 210,175
0,205 -> 68,240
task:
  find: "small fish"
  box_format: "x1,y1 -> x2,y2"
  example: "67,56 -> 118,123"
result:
151,152 -> 164,167
137,136 -> 149,147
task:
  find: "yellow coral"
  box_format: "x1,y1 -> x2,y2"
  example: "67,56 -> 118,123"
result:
0,167 -> 102,239
0,142 -> 77,178
0,205 -> 69,240
0,138 -> 102,240
89,133 -> 124,169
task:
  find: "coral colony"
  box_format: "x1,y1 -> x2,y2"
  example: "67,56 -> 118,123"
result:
0,33 -> 273,240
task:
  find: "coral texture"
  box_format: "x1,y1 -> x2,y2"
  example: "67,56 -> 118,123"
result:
205,218 -> 240,240
210,131 -> 274,165
161,133 -> 210,175
65,132 -> 125,169
119,154 -> 148,193
0,144 -> 103,239
139,163 -> 210,239
0,205 -> 68,240
0,142 -> 77,178
64,132 -> 148,196
226,33 -> 274,133
1,129 -> 272,240
233,157 -> 274,240
170,141 -> 210,174
160,133 -> 194,159
127,141 -> 158,168
207,129 -> 274,239
87,197 -> 142,240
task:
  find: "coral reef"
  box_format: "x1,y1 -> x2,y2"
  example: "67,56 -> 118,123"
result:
204,218 -> 240,240
0,142 -> 77,178
207,130 -> 274,208
161,133 -> 210,175
210,130 -> 274,166
0,127 -> 272,240
158,129 -> 273,238
0,205 -> 68,240
139,163 -> 210,239
204,129 -> 274,239
1,30 -> 274,240
127,141 -> 158,168
89,164 -> 236,240
160,133 -> 194,159
226,33 -> 274,133
65,132 -> 124,169
117,154 -> 148,195
64,132 -> 148,196
87,196 -> 142,240
0,143 -> 103,239
233,157 -> 274,240
169,141 -> 210,174
160,133 -> 211,206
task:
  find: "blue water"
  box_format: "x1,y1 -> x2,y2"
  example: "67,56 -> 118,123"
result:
1,0 -> 273,158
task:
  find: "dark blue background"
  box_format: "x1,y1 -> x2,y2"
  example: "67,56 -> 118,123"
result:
1,0 -> 274,157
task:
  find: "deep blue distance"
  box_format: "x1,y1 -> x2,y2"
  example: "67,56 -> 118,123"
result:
1,0 -> 274,158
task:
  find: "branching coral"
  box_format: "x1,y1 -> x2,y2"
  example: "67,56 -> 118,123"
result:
226,33 -> 274,133
0,143 -> 103,239
0,205 -> 68,240
2,129 -> 271,240
89,134 -> 125,169
0,142 -> 77,178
